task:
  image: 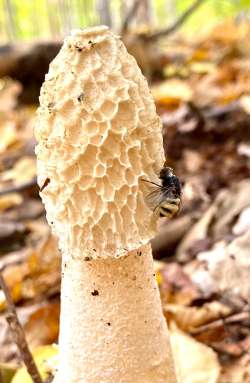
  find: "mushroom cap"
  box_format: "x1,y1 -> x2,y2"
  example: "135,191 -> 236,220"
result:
35,26 -> 165,259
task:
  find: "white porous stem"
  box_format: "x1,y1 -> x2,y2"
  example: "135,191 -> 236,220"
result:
58,244 -> 176,383
35,26 -> 177,383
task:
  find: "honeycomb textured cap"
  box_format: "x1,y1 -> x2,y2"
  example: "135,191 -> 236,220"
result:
35,26 -> 165,259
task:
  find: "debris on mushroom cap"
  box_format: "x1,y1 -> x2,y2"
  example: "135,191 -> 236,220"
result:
35,26 -> 165,260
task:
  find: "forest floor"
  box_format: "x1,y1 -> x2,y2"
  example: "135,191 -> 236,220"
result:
0,19 -> 250,383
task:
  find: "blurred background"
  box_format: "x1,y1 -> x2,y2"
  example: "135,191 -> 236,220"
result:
1,0 -> 250,41
0,1 -> 250,383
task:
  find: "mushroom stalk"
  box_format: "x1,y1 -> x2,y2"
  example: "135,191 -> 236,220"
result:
57,244 -> 176,383
35,26 -> 177,383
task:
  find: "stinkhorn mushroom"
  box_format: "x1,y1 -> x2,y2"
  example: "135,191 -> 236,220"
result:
35,26 -> 177,383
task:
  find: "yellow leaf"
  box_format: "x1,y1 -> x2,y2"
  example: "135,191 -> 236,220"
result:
170,322 -> 220,383
0,193 -> 23,211
151,79 -> 193,106
240,95 -> 250,114
163,64 -> 190,78
11,345 -> 58,383
1,157 -> 36,185
0,363 -> 17,383
154,260 -> 164,285
190,49 -> 209,61
190,62 -> 216,75
0,122 -> 18,154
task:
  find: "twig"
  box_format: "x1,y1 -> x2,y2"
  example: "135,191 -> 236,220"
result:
0,177 -> 37,197
148,0 -> 206,40
203,101 -> 240,119
0,272 -> 43,383
121,0 -> 142,34
190,310 -> 250,335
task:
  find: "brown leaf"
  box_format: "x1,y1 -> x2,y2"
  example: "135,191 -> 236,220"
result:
200,230 -> 250,302
165,301 -> 231,332
24,301 -> 59,348
219,353 -> 250,383
0,194 -> 22,212
0,235 -> 60,310
158,262 -> 201,305
1,157 -> 36,185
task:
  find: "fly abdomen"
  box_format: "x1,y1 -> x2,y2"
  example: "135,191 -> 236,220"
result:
158,200 -> 179,218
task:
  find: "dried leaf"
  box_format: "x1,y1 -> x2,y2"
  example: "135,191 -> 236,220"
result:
0,236 -> 60,310
211,180 -> 250,239
170,322 -> 220,383
0,314 -> 19,363
199,230 -> 250,302
240,95 -> 250,114
176,203 -> 217,262
0,78 -> 21,112
24,302 -> 60,348
183,150 -> 204,173
151,79 -> 193,107
0,363 -> 17,383
11,345 -> 58,383
232,207 -> 250,236
0,122 -> 18,155
1,157 -> 36,185
0,194 -> 23,212
219,353 -> 250,383
177,180 -> 250,261
237,143 -> 250,158
165,301 -> 231,332
157,263 -> 200,305
190,62 -> 216,75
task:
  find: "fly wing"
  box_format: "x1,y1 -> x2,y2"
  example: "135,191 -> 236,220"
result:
145,186 -> 170,211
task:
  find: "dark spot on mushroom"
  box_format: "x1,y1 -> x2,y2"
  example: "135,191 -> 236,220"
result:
112,281 -> 115,285
107,322 -> 111,326
138,251 -> 142,256
93,248 -> 96,252
75,46 -> 82,52
84,256 -> 91,261
230,254 -> 236,260
40,177 -> 50,191
132,276 -> 136,281
91,289 -> 99,296
77,93 -> 84,103
64,263 -> 67,268
47,102 -> 55,113
88,40 -> 96,47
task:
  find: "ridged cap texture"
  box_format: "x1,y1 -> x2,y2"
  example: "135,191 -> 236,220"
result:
35,26 -> 165,259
